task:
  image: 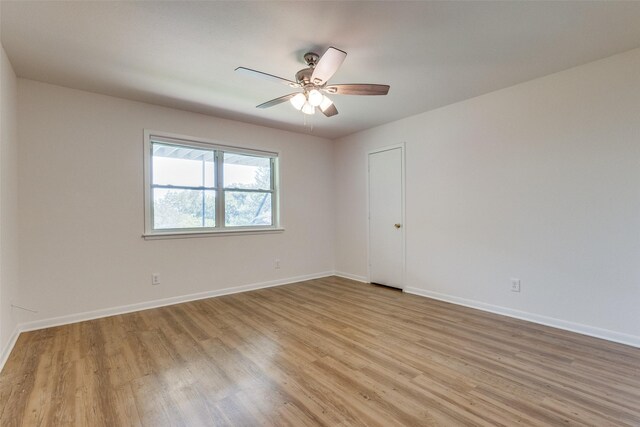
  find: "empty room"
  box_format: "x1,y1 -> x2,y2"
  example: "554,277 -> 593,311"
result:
0,1 -> 639,425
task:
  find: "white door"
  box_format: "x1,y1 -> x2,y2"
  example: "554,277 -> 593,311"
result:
368,146 -> 404,288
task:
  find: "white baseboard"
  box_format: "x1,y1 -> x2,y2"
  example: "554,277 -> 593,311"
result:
404,287 -> 640,349
0,271 -> 334,373
0,326 -> 21,373
333,271 -> 369,283
20,271 -> 335,333
5,272 -> 637,374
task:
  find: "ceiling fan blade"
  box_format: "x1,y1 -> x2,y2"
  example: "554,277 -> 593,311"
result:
320,103 -> 338,117
256,93 -> 298,109
324,84 -> 390,95
235,67 -> 300,87
311,47 -> 347,85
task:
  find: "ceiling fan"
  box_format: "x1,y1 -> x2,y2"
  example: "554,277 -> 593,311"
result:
235,47 -> 390,117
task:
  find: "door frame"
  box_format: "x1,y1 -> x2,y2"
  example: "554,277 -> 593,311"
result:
366,143 -> 406,289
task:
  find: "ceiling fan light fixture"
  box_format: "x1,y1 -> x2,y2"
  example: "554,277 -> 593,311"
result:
290,93 -> 306,110
319,95 -> 334,112
301,102 -> 315,115
308,89 -> 323,107
237,46 -> 390,119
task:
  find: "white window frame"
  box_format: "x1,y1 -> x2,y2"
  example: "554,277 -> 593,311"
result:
143,130 -> 282,239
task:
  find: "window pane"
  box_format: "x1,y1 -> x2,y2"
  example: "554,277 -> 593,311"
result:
153,143 -> 215,187
225,191 -> 272,227
153,188 -> 215,229
223,153 -> 271,190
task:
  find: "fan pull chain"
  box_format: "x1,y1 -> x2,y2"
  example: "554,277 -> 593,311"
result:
303,112 -> 314,133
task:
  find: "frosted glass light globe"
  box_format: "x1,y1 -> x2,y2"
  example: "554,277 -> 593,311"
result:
319,95 -> 333,112
308,89 -> 323,107
289,93 -> 306,110
301,102 -> 315,115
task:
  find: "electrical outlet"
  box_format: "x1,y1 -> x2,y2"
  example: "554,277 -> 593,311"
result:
152,273 -> 161,285
510,278 -> 521,292
275,259 -> 281,269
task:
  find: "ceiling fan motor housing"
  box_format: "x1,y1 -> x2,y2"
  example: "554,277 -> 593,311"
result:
295,68 -> 314,86
296,52 -> 321,86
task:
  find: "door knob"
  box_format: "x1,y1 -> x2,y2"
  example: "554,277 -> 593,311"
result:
394,223 -> 401,229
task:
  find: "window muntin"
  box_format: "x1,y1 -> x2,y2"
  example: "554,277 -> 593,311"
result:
145,134 -> 278,235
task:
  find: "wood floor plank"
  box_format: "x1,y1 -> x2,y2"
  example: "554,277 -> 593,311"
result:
1,276 -> 639,426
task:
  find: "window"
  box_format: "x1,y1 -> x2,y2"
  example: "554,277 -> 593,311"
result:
144,131 -> 279,237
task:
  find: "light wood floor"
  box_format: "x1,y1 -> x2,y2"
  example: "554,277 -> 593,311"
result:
0,276 -> 639,426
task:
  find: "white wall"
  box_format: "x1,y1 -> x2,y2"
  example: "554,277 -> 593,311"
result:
334,48 -> 640,344
0,44 -> 19,353
17,80 -> 334,325
9,46 -> 640,349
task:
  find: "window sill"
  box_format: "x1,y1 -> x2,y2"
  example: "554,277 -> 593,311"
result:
142,227 -> 285,240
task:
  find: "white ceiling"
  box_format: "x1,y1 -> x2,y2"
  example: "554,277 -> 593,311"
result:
2,1 -> 640,139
